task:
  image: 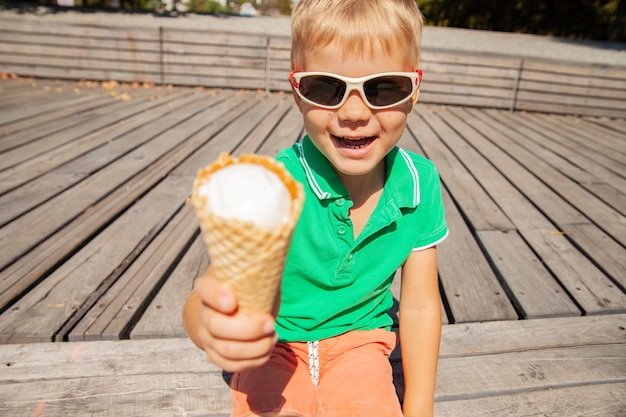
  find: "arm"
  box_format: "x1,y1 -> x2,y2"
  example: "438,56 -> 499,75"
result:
182,265 -> 278,372
399,247 -> 441,417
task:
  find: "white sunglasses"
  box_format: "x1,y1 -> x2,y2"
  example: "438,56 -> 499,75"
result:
289,70 -> 422,110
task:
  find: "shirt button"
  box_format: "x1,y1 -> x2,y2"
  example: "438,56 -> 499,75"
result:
336,198 -> 345,207
337,226 -> 346,235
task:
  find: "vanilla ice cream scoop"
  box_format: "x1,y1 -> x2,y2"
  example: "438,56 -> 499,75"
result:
197,162 -> 292,230
191,153 -> 304,313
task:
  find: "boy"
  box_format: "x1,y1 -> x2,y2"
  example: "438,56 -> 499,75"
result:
183,0 -> 448,416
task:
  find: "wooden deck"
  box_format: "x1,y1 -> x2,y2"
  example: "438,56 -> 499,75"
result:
0,76 -> 625,415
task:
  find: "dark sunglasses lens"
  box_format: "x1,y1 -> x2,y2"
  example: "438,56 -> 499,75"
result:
299,75 -> 346,106
364,76 -> 413,107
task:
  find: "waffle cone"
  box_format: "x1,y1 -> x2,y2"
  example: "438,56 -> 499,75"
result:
191,153 -> 304,313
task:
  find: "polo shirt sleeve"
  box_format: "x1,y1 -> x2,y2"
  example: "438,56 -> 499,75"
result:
412,163 -> 448,251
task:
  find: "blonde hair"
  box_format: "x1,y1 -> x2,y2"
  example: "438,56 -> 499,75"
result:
290,0 -> 424,70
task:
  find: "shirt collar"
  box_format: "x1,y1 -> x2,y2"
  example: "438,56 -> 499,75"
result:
296,135 -> 420,208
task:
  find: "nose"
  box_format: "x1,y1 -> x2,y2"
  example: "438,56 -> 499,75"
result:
337,89 -> 371,122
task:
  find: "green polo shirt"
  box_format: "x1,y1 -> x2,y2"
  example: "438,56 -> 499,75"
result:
274,136 -> 448,342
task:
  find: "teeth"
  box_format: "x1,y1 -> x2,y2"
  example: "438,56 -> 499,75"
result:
335,135 -> 374,149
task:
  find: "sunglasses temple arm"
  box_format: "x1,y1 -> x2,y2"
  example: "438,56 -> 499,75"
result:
288,71 -> 299,88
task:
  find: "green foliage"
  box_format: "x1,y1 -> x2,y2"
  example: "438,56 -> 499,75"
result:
191,0 -> 228,13
417,0 -> 625,41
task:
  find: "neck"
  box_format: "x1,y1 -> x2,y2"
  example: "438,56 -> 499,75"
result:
336,160 -> 386,208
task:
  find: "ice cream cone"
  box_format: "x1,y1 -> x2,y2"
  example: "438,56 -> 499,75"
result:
191,153 -> 304,313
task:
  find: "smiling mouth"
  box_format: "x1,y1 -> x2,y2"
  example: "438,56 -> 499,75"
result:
333,135 -> 376,149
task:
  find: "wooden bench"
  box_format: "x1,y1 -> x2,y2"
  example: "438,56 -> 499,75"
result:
0,314 -> 624,416
1,17 -> 625,118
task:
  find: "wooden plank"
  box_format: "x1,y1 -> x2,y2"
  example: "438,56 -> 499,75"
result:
163,29 -> 268,47
421,81 -> 514,100
0,54 -> 160,75
255,103 -> 304,156
0,42 -> 161,64
233,95 -> 298,155
0,316 -> 623,415
477,229 -> 580,318
522,59 -> 626,79
431,107 -> 626,315
0,90 -> 243,282
0,65 -> 162,85
417,91 -> 512,109
529,113 -> 626,174
519,78 -> 626,100
458,107 -> 626,247
70,204 -> 198,341
163,53 -> 266,68
0,174 -> 191,344
436,188 -> 519,322
397,341 -> 626,403
0,339 -> 219,382
0,92 -> 201,225
164,74 -> 265,90
419,72 -> 516,90
514,100 -> 626,118
400,112 -> 518,322
433,344 -> 626,399
268,36 -> 291,50
521,62 -> 626,88
0,92 -> 250,315
0,373 -> 231,417
0,31 -> 161,53
421,49 -> 522,69
438,314 -> 626,357
516,89 -> 626,111
0,87 -> 58,110
407,107 -> 515,232
0,87 -> 91,127
564,116 -> 626,156
163,63 -> 267,80
435,382 -> 626,417
163,42 -> 267,59
0,89 -> 171,178
488,110 -> 626,197
0,88 -> 194,178
421,61 -> 519,83
562,223 -> 626,290
131,235 -> 207,340
0,338 -> 231,416
0,91 -> 209,265
493,111 -> 626,216
0,19 -> 161,41
0,94 -> 114,150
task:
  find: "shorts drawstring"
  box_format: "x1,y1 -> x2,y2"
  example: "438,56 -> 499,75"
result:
307,340 -> 320,387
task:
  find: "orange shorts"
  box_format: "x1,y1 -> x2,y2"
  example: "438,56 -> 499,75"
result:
230,328 -> 401,417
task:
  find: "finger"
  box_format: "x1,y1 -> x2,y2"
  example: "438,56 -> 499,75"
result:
205,334 -> 278,372
200,303 -> 276,341
211,332 -> 277,363
193,266 -> 237,314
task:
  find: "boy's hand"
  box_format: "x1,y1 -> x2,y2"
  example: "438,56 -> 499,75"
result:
187,267 -> 278,372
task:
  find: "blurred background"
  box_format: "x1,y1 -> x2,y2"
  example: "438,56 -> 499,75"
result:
2,0 -> 624,42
